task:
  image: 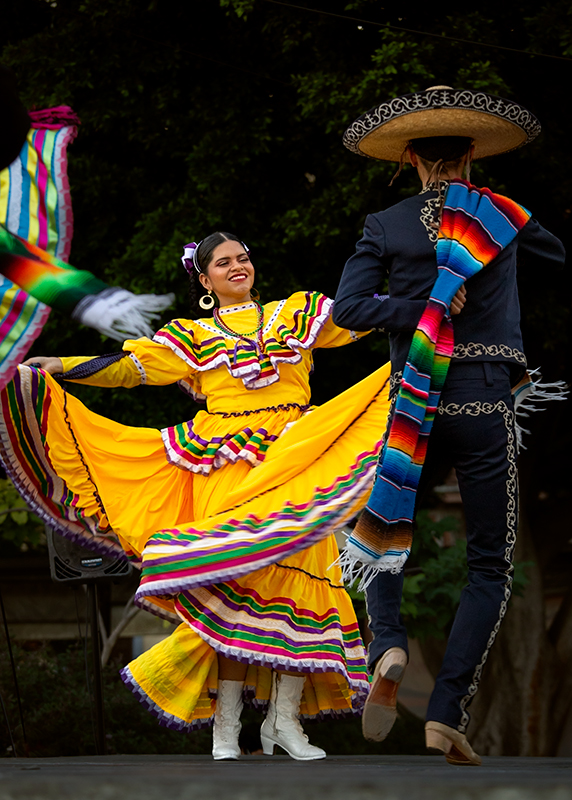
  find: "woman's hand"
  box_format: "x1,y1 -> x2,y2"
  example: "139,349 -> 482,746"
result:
450,285 -> 467,316
21,356 -> 63,374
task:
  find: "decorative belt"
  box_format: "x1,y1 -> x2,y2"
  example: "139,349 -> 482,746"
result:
209,403 -> 310,418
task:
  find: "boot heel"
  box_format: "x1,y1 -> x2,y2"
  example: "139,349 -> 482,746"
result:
425,721 -> 482,766
260,674 -> 326,760
425,729 -> 451,754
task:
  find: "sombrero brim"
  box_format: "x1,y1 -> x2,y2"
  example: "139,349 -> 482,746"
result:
343,89 -> 541,162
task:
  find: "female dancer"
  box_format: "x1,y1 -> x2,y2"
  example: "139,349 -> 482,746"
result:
2,232 -> 391,759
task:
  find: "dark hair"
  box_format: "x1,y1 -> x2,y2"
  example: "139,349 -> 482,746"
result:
188,231 -> 245,317
410,136 -> 472,163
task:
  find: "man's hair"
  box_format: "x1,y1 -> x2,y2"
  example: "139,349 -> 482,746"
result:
409,136 -> 472,164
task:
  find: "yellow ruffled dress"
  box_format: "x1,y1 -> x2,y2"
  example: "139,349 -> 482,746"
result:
0,291 -> 391,730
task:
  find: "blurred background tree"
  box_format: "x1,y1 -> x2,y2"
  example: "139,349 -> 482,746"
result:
1,0 -> 570,756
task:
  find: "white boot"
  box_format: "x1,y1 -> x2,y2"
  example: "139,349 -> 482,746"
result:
260,673 -> 326,761
212,680 -> 243,760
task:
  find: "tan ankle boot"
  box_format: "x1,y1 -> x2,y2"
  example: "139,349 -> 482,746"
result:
425,721 -> 482,766
362,647 -> 407,742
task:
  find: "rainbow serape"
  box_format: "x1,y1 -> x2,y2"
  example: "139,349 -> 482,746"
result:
341,180 -> 531,586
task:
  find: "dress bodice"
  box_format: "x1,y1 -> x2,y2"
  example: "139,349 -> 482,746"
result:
59,291 -> 366,474
154,293 -> 334,413
121,291 -> 362,414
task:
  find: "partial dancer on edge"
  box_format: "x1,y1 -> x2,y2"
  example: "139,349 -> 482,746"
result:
333,86 -> 565,765
2,232 -> 394,759
0,100 -> 174,390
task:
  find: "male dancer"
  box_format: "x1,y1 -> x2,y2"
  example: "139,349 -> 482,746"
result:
333,87 -> 565,764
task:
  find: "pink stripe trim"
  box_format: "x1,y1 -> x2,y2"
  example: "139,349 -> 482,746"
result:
33,130 -> 49,251
0,304 -> 51,393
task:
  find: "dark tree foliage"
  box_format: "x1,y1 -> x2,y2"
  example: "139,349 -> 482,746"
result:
1,0 -> 571,755
2,0 -> 569,415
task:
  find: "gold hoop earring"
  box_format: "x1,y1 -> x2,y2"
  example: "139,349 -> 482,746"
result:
199,291 -> 215,310
250,287 -> 260,301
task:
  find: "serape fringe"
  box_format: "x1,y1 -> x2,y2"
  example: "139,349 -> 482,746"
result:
512,368 -> 568,451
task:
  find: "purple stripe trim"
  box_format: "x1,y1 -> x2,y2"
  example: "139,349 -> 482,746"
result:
120,663 -> 365,735
182,602 -> 347,648
137,511 -> 358,589
120,665 -> 213,733
134,595 -> 179,623
0,377 -> 125,560
180,586 -> 348,636
148,485 -> 361,552
145,490 -> 360,562
162,418 -> 280,475
189,632 -> 370,696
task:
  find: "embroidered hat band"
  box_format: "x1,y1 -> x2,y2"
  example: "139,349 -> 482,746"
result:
343,86 -> 540,162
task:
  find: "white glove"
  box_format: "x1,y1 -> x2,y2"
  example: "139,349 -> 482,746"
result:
72,288 -> 175,340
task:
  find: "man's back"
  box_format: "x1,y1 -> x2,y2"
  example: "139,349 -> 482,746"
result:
334,185 -> 564,378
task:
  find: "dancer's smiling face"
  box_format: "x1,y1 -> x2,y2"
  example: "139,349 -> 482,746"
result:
199,240 -> 255,308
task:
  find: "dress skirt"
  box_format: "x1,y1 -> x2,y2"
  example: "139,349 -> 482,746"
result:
0,359 -> 391,730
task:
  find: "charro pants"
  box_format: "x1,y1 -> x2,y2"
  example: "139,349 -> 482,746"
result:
365,361 -> 518,732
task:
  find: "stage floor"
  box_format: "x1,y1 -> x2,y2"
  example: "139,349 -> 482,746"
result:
0,755 -> 571,800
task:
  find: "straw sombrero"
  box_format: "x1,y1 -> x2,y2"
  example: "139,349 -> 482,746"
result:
343,86 -> 541,162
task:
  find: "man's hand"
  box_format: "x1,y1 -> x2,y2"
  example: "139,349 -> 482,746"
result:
21,356 -> 63,374
450,285 -> 467,316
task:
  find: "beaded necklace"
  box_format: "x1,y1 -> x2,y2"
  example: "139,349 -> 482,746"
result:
213,299 -> 265,350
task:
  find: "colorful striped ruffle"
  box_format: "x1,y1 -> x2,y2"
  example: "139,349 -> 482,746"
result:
0,106 -> 80,262
161,403 -> 310,475
0,106 -> 83,392
120,544 -> 371,732
0,365 -> 124,558
157,293 -> 333,392
174,574 -> 369,692
136,425 -> 381,602
0,279 -> 50,394
162,418 -> 279,473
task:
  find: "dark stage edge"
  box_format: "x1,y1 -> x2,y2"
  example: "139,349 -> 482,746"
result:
0,755 -> 571,800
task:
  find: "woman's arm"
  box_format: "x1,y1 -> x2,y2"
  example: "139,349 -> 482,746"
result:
22,335 -> 194,388
21,353 -> 143,387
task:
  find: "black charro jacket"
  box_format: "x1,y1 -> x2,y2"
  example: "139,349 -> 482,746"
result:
333,186 -> 565,380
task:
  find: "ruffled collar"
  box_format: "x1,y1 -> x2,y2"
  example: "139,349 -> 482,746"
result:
154,292 -> 333,391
